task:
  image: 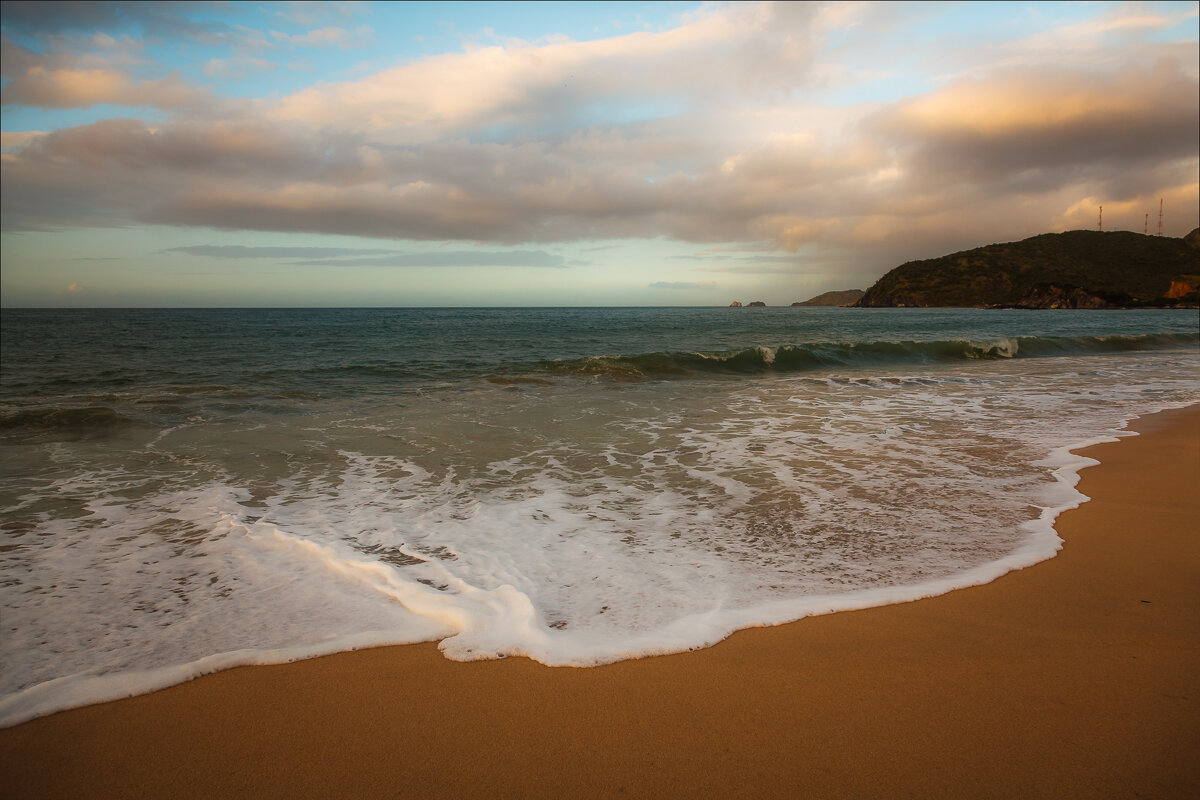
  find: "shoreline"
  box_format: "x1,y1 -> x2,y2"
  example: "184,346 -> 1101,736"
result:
0,401 -> 1165,728
0,401 -> 1179,729
2,404 -> 1198,798
0,400 -> 1160,729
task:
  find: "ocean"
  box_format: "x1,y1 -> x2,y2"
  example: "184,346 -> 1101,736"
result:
1,307 -> 1196,725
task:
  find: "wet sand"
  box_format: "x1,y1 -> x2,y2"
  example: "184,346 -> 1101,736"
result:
2,405 -> 1197,799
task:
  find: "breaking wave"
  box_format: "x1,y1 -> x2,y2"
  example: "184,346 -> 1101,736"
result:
540,333 -> 1195,379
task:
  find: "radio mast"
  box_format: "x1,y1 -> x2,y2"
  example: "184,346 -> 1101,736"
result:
1098,205 -> 1103,231
1145,213 -> 1149,234
1157,198 -> 1163,236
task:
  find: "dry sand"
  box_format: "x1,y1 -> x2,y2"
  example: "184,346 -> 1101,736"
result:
2,405 -> 1197,799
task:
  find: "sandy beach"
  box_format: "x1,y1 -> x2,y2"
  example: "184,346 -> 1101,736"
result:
2,404 -> 1197,799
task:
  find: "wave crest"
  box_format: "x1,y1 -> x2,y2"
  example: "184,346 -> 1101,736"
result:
538,332 -> 1193,379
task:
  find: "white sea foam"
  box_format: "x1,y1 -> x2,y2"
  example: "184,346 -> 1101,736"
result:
1,346 -> 1196,728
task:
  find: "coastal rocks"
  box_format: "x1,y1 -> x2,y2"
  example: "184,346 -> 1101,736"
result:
1165,276 -> 1200,299
747,301 -> 767,307
991,279 -> 1200,309
1006,284 -> 1112,309
729,301 -> 743,307
859,292 -> 926,308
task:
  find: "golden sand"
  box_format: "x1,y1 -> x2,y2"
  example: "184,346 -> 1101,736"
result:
2,406 -> 1197,799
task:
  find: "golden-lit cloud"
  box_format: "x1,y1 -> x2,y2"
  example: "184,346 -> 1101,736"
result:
876,61 -> 1197,144
270,2 -> 820,142
1,0 -> 1196,281
0,130 -> 46,152
0,66 -> 208,109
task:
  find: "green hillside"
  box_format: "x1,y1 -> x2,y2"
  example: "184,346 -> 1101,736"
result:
856,229 -> 1200,308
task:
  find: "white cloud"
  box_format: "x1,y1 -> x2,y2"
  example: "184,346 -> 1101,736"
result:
273,1 -> 365,28
269,3 -> 821,142
1,0 -> 1196,265
202,57 -> 277,79
270,26 -> 373,49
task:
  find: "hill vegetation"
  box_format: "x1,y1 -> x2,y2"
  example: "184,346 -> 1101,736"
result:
856,229 -> 1200,308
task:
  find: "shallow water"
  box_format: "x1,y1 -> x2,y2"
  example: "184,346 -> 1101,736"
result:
1,307 -> 1196,725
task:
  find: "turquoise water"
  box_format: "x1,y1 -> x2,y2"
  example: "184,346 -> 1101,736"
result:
1,307 -> 1196,724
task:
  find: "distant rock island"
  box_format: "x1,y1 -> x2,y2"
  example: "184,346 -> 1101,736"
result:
792,289 -> 865,307
855,229 -> 1200,308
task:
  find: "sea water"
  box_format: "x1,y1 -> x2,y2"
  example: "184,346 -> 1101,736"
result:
1,307 -> 1196,725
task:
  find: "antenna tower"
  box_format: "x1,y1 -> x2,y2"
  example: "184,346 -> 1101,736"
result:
1098,205 -> 1103,231
1144,213 -> 1148,234
1157,198 -> 1163,236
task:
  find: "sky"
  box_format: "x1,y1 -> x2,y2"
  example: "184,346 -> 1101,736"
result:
1,1 -> 1197,308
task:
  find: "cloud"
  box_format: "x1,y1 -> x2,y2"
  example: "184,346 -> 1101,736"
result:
272,2 -> 364,28
695,265 -> 798,275
1,35 -> 213,110
1009,2 -> 1198,56
1,1 -> 1196,264
286,251 -> 572,268
674,251 -> 802,273
0,66 -> 209,108
649,281 -> 717,289
269,26 -> 373,49
166,245 -> 395,258
268,3 -> 822,142
0,130 -> 47,152
202,57 -> 276,79
854,59 -> 1200,231
678,254 -> 801,264
869,62 -> 1199,173
0,1 -> 237,45
1,38 -> 42,77
165,244 -> 571,268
